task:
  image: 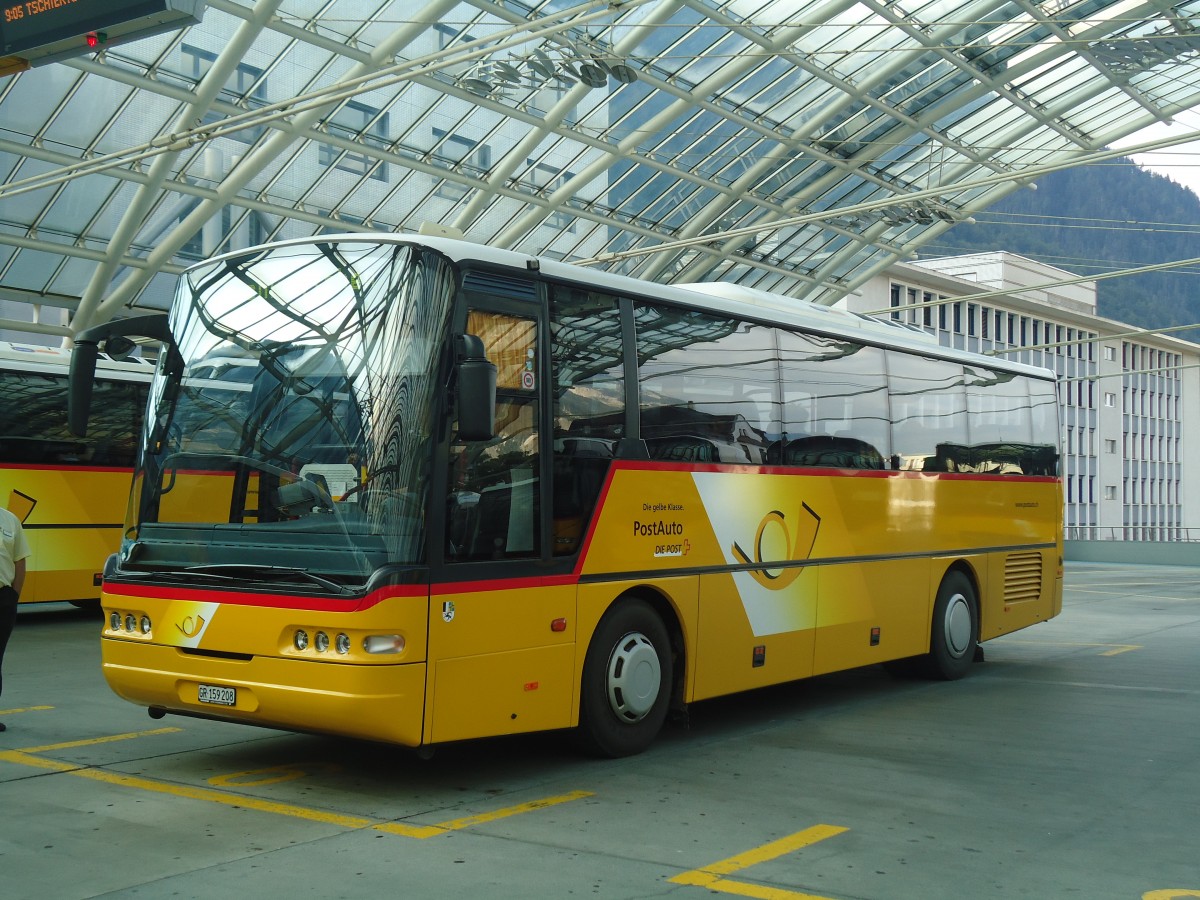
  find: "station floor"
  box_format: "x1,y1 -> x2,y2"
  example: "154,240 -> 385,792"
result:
2,560 -> 1198,900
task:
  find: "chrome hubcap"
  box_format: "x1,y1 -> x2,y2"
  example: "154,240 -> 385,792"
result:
944,593 -> 973,658
606,631 -> 662,722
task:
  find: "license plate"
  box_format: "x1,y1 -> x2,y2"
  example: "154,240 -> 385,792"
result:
197,683 -> 236,706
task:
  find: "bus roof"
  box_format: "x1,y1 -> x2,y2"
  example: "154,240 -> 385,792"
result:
190,234 -> 1057,382
0,341 -> 155,378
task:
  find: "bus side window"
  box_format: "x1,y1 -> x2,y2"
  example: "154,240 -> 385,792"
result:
549,286 -> 624,555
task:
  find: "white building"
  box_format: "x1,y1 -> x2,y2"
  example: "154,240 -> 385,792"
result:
841,251 -> 1200,541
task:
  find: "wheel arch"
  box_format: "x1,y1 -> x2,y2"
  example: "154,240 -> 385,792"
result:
936,558 -> 983,642
578,583 -> 689,718
611,585 -> 687,711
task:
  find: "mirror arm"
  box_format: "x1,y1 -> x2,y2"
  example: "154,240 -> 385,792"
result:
69,314 -> 176,437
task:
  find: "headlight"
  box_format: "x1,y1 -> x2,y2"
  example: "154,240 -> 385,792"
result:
293,630 -> 309,651
140,616 -> 152,635
335,633 -> 351,655
124,614 -> 137,633
315,631 -> 330,653
110,611 -> 121,631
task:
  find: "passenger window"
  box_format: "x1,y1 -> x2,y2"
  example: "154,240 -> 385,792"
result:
634,303 -> 778,465
889,353 -> 968,472
549,286 -> 624,555
778,333 -> 889,468
963,366 -> 1060,475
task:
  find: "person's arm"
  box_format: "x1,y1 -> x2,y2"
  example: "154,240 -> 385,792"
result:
11,557 -> 25,597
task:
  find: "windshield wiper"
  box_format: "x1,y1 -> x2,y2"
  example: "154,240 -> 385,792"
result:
174,564 -> 350,594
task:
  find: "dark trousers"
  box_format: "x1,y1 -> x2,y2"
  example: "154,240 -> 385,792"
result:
0,585 -> 17,700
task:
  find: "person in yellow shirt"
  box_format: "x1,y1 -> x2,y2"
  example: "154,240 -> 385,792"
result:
0,506 -> 31,733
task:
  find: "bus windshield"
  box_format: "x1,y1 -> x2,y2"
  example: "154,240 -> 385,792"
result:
121,239 -> 457,588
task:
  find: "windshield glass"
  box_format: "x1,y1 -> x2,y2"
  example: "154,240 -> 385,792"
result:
123,240 -> 457,587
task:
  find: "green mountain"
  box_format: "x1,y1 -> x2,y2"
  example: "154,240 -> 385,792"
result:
920,158 -> 1200,342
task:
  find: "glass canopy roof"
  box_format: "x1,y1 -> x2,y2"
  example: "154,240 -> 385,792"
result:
4,0 -> 1200,341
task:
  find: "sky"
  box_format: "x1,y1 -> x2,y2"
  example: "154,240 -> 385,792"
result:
1114,110 -> 1200,200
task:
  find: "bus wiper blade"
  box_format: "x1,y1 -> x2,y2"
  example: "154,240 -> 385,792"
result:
182,564 -> 349,594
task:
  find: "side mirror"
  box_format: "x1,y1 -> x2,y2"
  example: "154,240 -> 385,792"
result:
70,314 -> 175,437
455,333 -> 496,442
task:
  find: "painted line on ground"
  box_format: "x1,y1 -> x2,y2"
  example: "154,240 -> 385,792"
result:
374,790 -> 595,839
669,824 -> 849,900
1,732 -> 593,838
999,639 -> 1142,655
18,727 -> 183,753
0,705 -> 54,716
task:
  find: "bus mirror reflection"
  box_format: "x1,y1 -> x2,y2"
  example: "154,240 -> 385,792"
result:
104,335 -> 137,361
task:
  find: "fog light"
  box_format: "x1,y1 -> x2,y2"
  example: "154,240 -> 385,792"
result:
110,611 -> 121,631
140,615 -> 151,634
125,614 -> 137,632
293,629 -> 309,651
363,634 -> 405,654
315,631 -> 330,653
335,633 -> 351,655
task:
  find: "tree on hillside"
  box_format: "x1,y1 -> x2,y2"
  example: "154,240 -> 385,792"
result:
923,159 -> 1200,342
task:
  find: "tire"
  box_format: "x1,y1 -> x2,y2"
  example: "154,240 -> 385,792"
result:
926,570 -> 978,680
577,599 -> 672,758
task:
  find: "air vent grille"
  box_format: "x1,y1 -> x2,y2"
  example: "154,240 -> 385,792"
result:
1004,552 -> 1043,604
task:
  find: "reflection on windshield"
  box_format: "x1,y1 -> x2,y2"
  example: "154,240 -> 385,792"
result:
124,241 -> 457,586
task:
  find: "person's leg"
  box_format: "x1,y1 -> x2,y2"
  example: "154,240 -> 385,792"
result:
0,585 -> 18,730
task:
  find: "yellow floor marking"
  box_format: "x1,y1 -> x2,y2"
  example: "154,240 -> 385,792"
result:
0,705 -> 53,715
2,736 -> 592,838
670,824 -> 849,900
18,727 -> 183,754
0,746 -> 379,828
1000,639 -> 1142,656
374,790 -> 594,839
1144,892 -> 1200,899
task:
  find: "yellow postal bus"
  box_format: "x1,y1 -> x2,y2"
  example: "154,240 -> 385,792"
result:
70,236 -> 1062,756
1,342 -> 149,606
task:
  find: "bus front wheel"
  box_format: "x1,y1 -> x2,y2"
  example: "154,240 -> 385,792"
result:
577,599 -> 672,758
927,570 -> 978,680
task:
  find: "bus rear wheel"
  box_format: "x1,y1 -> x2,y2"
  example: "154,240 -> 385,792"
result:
926,570 -> 978,680
577,599 -> 672,758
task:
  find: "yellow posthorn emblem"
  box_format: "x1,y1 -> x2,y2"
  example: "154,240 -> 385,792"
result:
731,506 -> 820,590
176,614 -> 206,638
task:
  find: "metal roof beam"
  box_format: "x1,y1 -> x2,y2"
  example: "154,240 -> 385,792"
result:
71,0 -> 286,334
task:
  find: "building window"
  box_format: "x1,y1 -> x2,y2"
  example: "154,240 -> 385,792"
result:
435,22 -> 476,49
1104,485 -> 1117,500
526,160 -> 576,230
1104,392 -> 1116,408
1105,438 -> 1116,454
431,128 -> 491,200
319,100 -> 389,181
181,44 -> 267,144
1104,345 -> 1115,361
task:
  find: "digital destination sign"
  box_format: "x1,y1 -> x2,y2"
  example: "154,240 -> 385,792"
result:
1,0 -> 204,63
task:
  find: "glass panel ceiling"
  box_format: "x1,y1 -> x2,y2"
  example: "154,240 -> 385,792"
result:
3,0 -> 1200,341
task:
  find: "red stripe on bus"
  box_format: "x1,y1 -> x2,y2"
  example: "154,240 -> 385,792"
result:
104,581 -> 426,612
0,464 -> 137,473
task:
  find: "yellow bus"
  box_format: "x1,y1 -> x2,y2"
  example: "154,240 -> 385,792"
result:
1,341 -> 150,606
70,236 -> 1062,756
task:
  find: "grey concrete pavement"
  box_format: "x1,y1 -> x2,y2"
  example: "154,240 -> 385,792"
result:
2,562 -> 1198,899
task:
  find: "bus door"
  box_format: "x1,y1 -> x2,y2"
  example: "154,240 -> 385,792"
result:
428,300 -> 576,744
